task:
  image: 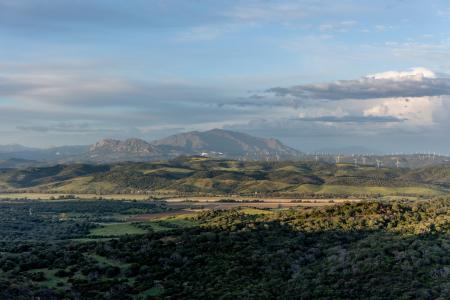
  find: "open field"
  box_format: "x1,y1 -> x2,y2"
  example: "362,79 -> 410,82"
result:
0,193 -> 155,200
127,209 -> 198,221
0,192 -> 363,203
89,223 -> 148,236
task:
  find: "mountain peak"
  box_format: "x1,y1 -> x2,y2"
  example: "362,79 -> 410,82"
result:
152,129 -> 302,159
90,138 -> 154,154
0,130 -> 302,163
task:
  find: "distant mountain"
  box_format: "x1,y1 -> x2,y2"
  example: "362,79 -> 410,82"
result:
3,131 -> 450,168
84,138 -> 162,162
0,145 -> 89,161
0,144 -> 37,153
0,158 -> 42,169
90,138 -> 154,154
0,129 -> 302,163
152,129 -> 303,160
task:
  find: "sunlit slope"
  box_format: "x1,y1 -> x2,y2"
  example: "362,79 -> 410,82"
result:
0,157 -> 448,196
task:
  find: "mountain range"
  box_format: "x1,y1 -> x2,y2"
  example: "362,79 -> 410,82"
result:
0,129 -> 303,166
2,129 -> 448,169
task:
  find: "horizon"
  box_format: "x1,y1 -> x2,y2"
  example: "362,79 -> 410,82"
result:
1,127 -> 450,156
1,1 -> 450,152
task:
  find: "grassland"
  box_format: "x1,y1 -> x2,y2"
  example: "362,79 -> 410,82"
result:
89,223 -> 148,236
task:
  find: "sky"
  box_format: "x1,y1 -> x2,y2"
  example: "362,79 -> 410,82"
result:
1,0 -> 450,152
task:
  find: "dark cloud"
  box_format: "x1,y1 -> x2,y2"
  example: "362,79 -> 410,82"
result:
267,77 -> 450,100
0,77 -> 40,95
294,115 -> 406,123
16,123 -> 117,133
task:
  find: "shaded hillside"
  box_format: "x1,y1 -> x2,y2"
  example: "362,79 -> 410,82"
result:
401,165 -> 450,187
0,164 -> 110,189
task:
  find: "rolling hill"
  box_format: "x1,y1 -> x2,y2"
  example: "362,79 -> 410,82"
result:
1,157 -> 449,197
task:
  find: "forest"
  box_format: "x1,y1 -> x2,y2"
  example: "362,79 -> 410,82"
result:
0,198 -> 448,299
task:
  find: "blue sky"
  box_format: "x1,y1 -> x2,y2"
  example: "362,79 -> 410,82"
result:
1,0 -> 450,152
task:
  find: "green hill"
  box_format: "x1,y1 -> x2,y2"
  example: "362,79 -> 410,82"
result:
0,157 -> 449,197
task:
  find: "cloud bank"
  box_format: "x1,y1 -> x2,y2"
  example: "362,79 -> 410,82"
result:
267,68 -> 450,100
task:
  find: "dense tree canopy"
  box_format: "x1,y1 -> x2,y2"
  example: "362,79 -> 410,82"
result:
0,199 -> 448,299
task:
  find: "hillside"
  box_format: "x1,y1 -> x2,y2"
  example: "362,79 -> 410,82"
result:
1,157 -> 450,197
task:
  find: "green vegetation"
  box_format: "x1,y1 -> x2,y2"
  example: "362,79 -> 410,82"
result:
89,223 -> 147,236
2,158 -> 450,198
0,198 -> 448,299
138,216 -> 198,233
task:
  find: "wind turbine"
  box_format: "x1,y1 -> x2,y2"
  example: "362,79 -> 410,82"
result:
376,159 -> 382,168
335,154 -> 341,164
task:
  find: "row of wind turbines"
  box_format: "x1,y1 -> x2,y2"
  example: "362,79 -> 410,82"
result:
309,151 -> 449,169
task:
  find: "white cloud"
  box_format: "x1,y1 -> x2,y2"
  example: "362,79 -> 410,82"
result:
227,2 -> 307,23
366,67 -> 436,80
363,96 -> 445,127
319,20 -> 357,32
175,26 -> 233,42
267,67 -> 450,100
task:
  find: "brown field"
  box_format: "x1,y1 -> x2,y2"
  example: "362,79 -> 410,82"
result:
128,198 -> 362,221
0,193 -> 361,221
0,193 -> 360,201
164,196 -> 361,203
128,210 -> 198,221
